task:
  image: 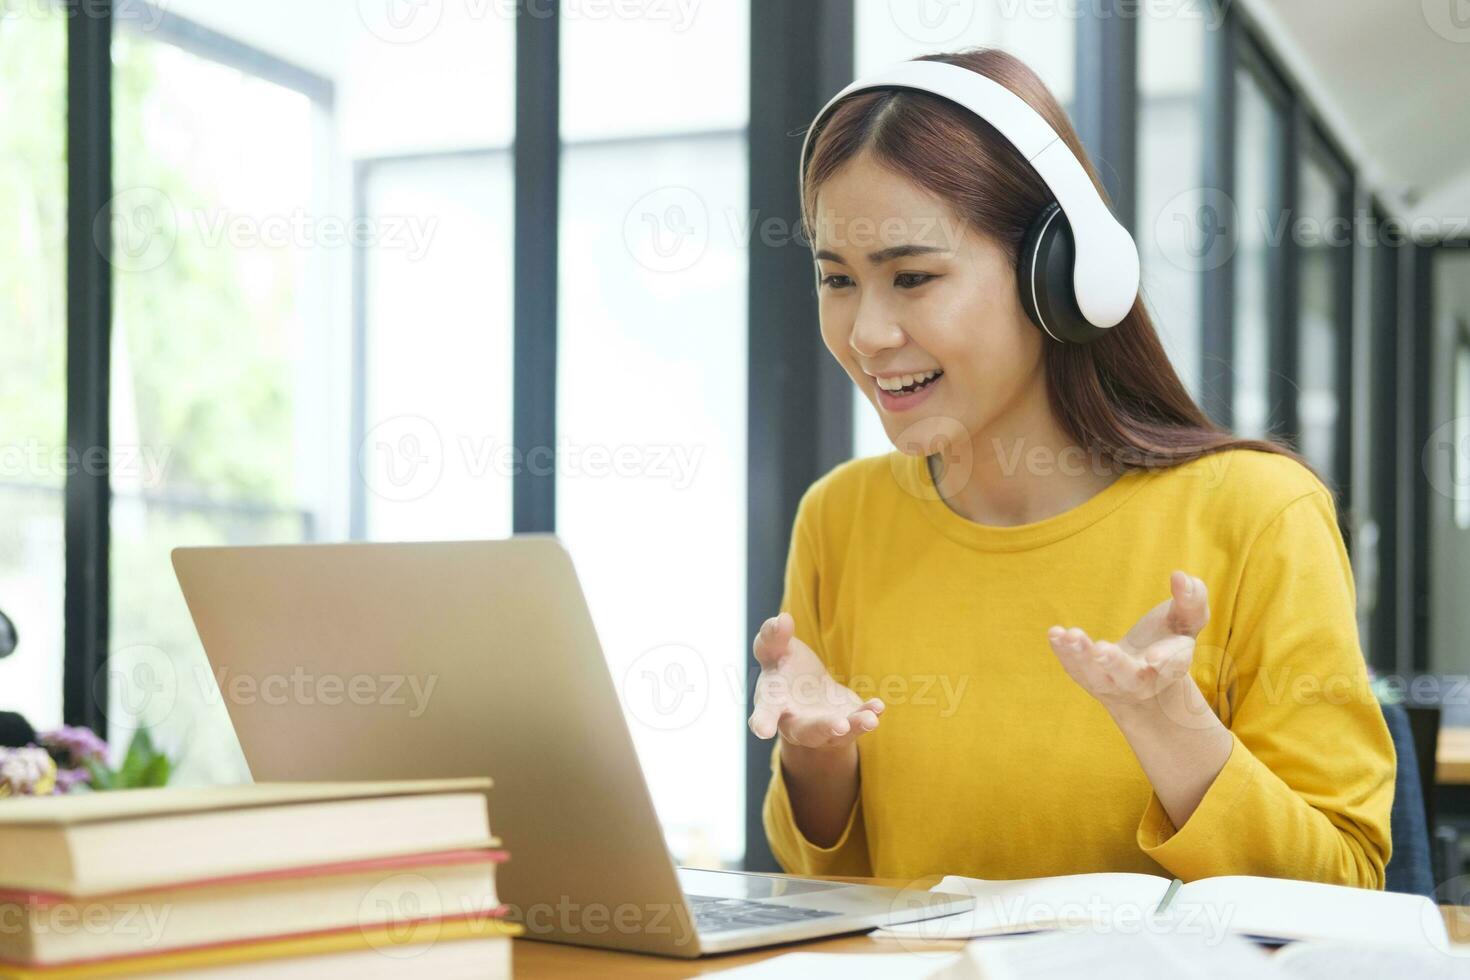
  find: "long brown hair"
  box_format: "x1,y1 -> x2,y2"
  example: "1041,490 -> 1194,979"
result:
801,46 -> 1310,477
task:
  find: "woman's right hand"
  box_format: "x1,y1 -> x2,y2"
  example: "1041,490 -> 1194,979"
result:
747,612 -> 884,749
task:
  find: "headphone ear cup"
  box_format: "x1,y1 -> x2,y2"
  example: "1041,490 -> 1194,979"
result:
1016,202 -> 1108,344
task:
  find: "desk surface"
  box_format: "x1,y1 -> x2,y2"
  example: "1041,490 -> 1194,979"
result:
1439,726 -> 1470,784
511,877 -> 1470,979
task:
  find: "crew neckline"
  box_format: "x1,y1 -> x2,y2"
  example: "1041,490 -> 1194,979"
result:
899,449 -> 1154,552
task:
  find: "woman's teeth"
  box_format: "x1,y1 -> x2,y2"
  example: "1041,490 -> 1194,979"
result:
877,369 -> 943,395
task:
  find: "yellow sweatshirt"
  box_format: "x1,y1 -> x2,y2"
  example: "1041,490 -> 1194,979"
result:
762,447 -> 1394,888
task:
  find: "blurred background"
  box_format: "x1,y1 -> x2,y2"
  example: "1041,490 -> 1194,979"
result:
3,0 -> 1470,876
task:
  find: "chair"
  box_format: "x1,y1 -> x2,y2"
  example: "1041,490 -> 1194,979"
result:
0,608 -> 33,749
0,712 -> 36,749
0,607 -> 14,659
1380,699 -> 1436,897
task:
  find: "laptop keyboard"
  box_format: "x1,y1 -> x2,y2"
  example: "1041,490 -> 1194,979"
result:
686,894 -> 842,934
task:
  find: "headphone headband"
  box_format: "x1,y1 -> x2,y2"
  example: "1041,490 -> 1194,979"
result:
800,60 -> 1139,331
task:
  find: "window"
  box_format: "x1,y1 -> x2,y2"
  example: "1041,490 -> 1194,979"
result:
1231,63 -> 1287,440
347,3 -> 517,543
851,0 -> 1078,459
108,26 -> 328,781
1455,326 -> 1470,531
1360,206 -> 1400,671
104,3 -> 518,780
0,4 -> 67,730
856,0 -> 1075,105
1137,0 -> 1206,398
358,153 -> 515,542
557,0 -> 750,868
1296,147 -> 1349,487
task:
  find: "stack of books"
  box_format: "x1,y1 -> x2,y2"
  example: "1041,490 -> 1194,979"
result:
0,778 -> 520,977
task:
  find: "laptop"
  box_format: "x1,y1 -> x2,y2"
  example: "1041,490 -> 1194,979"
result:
171,536 -> 971,957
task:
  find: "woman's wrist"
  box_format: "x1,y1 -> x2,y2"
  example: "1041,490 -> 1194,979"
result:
1102,675 -> 1215,733
1102,678 -> 1233,829
780,738 -> 859,777
780,739 -> 860,849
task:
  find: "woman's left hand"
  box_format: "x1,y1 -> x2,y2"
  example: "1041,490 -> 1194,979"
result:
1047,570 -> 1210,713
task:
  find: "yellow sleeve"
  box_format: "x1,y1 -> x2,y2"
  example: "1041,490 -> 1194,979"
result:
1135,487 -> 1395,887
760,484 -> 872,876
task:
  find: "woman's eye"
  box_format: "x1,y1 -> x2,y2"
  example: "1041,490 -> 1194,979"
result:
820,274 -> 853,289
895,272 -> 936,289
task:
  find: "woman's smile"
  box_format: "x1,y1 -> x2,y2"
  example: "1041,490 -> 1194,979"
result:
873,369 -> 944,411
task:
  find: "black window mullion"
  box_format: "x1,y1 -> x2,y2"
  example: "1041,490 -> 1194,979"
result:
745,0 -> 853,873
1268,85 -> 1301,450
1366,203 -> 1399,675
1331,175 -> 1357,518
513,2 -> 560,534
1405,244 -> 1433,675
63,0 -> 113,733
348,160 -> 371,540
1074,0 -> 1138,236
1199,0 -> 1236,430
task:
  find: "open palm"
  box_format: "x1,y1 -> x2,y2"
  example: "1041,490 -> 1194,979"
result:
747,612 -> 884,750
1048,570 -> 1210,709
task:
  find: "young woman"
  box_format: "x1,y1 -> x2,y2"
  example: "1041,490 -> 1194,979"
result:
747,48 -> 1394,888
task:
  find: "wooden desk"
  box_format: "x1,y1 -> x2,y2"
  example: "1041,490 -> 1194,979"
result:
1438,726 -> 1470,784
511,876 -> 1470,979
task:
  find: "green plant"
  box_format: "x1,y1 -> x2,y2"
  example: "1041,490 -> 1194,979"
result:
84,728 -> 173,791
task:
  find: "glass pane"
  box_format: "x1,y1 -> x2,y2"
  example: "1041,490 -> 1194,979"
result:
109,30 -> 325,781
1138,0 -> 1205,399
1456,337 -> 1470,531
107,6 -> 516,781
360,155 -> 514,541
852,0 -> 1077,457
558,124 -> 748,868
0,5 -> 66,730
1232,67 -> 1285,440
557,135 -> 748,866
856,0 -> 1075,103
1296,153 -> 1343,482
561,1 -> 747,140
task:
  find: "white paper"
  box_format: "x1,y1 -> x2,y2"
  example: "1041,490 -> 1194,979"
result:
876,872 -> 1455,952
949,928 -> 1283,980
873,873 -> 1173,940
1271,939 -> 1470,978
1169,875 -> 1452,950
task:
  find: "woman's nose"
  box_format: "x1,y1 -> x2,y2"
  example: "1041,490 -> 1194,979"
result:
849,315 -> 904,358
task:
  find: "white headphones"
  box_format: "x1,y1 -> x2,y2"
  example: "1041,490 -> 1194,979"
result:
800,60 -> 1140,344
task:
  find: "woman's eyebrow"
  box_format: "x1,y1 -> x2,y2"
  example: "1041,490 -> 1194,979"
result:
813,244 -> 947,265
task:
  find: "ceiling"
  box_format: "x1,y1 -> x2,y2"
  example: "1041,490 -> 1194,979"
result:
1245,0 -> 1470,233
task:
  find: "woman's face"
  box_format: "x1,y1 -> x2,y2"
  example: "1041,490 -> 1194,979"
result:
812,151 -> 1045,455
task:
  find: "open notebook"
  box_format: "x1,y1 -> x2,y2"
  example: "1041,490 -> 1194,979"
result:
874,872 -> 1452,951
705,934 -> 1470,980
